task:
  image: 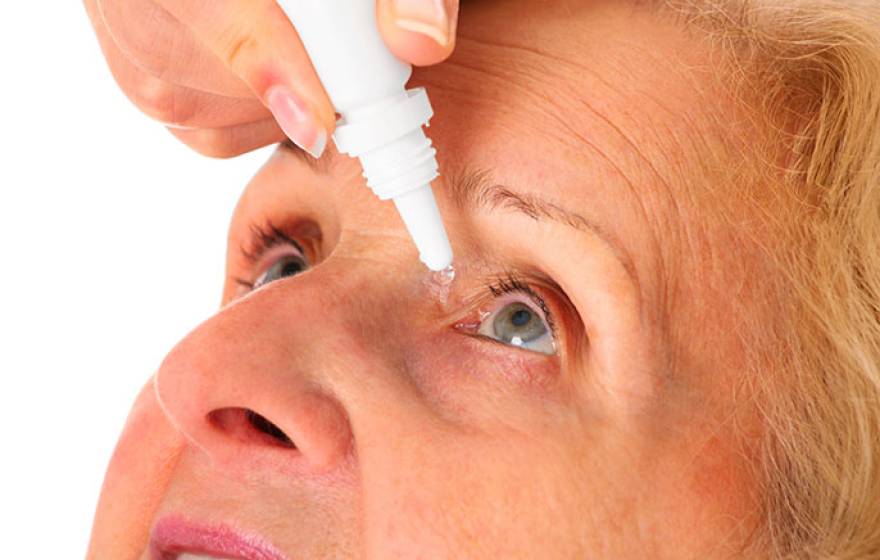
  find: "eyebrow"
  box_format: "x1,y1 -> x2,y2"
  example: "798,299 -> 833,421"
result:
447,168 -> 639,287
283,141 -> 638,287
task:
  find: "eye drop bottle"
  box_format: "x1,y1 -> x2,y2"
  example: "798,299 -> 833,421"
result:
277,0 -> 454,271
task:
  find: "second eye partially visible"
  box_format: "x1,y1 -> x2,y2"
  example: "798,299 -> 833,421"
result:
234,222 -> 312,293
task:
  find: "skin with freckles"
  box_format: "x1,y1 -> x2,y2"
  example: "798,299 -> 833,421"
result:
89,1 -> 774,558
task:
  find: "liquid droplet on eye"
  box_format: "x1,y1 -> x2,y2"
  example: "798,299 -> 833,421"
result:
427,264 -> 456,306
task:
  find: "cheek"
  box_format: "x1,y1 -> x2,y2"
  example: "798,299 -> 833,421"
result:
88,378 -> 184,558
400,328 -> 563,425
680,431 -> 762,539
362,418 -> 596,557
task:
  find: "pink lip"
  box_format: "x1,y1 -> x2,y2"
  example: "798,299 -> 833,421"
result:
150,515 -> 290,560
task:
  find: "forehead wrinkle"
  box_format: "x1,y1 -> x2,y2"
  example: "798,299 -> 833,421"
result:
453,35 -> 623,98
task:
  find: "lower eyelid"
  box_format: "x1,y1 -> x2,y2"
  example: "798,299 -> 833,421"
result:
457,333 -> 562,386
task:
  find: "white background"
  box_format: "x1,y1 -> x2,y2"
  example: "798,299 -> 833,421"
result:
0,3 -> 272,556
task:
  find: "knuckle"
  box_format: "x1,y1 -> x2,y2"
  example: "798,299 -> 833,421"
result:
132,79 -> 195,126
215,0 -> 277,69
170,127 -> 240,159
218,26 -> 261,69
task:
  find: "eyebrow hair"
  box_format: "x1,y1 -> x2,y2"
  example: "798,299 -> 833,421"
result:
446,168 -> 640,288
281,143 -> 639,288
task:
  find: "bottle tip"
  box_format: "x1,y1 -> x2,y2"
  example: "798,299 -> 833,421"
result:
392,184 -> 454,271
421,246 -> 454,272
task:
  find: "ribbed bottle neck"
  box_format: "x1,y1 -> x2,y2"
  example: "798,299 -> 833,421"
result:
332,87 -> 440,201
358,131 -> 438,200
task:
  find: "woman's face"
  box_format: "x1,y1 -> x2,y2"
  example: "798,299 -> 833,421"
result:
90,1 -> 768,558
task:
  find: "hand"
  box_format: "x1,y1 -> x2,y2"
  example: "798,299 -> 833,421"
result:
85,0 -> 459,158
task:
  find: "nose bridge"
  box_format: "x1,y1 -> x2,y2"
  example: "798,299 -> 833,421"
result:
154,269 -> 382,475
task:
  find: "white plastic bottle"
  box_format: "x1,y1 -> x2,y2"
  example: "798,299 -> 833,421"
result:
277,0 -> 453,271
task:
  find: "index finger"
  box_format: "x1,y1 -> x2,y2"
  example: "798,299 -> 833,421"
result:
152,0 -> 336,157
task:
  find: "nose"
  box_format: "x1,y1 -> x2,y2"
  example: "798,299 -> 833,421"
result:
154,274 -> 356,477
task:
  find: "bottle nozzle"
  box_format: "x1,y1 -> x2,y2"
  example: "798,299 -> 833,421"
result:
333,88 -> 453,271
392,184 -> 453,271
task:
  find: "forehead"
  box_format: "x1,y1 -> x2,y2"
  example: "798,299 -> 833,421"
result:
408,2 -> 728,290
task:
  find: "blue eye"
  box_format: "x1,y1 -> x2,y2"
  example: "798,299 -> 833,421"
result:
477,299 -> 556,356
253,251 -> 308,289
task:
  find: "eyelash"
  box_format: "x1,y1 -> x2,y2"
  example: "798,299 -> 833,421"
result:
233,223 -> 558,342
233,221 -> 303,290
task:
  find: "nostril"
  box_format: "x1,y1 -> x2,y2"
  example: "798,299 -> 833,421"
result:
246,410 -> 295,448
207,408 -> 296,449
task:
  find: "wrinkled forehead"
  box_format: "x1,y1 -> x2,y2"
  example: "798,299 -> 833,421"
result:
412,0 -> 718,160
407,0 -> 735,236
411,6 -> 728,247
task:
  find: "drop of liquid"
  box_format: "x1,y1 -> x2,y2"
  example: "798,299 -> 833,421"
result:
428,264 -> 456,306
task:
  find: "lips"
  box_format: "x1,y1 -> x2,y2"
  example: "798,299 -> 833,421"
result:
150,515 -> 289,560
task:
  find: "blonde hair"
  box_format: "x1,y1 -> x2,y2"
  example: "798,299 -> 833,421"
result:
667,1 -> 880,557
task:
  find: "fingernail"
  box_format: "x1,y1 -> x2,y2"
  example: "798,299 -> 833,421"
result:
392,0 -> 450,47
265,86 -> 327,159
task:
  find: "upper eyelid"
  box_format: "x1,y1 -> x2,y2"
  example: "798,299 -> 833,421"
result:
255,241 -> 307,269
240,223 -> 306,264
491,290 -> 552,320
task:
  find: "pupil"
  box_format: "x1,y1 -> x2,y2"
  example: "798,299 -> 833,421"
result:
510,308 -> 532,327
280,259 -> 304,277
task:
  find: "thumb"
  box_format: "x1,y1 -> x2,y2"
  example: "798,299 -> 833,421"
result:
377,0 -> 460,66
